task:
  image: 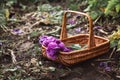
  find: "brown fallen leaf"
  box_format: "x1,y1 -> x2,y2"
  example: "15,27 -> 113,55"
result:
18,41 -> 34,51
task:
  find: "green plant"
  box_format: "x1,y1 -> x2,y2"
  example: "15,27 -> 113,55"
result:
84,0 -> 108,19
84,0 -> 120,19
66,0 -> 83,10
109,27 -> 120,51
105,0 -> 120,16
37,4 -> 63,24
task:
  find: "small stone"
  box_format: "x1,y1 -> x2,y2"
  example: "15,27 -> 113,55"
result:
38,61 -> 42,66
116,75 -> 120,79
48,67 -> 56,72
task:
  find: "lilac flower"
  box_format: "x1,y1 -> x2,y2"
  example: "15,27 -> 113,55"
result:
12,29 -> 23,34
46,36 -> 56,42
39,35 -> 71,59
42,40 -> 49,47
63,47 -> 72,52
68,19 -> 76,25
94,26 -> 102,30
99,62 -> 111,71
0,42 -> 2,46
99,62 -> 108,67
105,66 -> 111,71
58,42 -> 65,50
39,36 -> 48,46
46,48 -> 58,60
41,16 -> 46,19
75,27 -> 81,33
48,42 -> 59,49
39,36 -> 47,44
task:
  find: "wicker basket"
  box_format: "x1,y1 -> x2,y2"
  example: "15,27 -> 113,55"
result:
42,10 -> 110,66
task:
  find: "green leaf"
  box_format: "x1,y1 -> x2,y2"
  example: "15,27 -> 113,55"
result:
38,4 -> 53,12
110,40 -> 118,48
30,31 -> 39,37
117,40 -> 120,51
84,4 -> 92,12
89,11 -> 99,20
5,9 -> 10,20
70,44 -> 81,50
105,0 -> 118,15
118,27 -> 120,33
67,24 -> 76,29
116,4 -> 120,13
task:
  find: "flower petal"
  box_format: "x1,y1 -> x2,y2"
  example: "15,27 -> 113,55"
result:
46,48 -> 57,60
48,42 -> 59,49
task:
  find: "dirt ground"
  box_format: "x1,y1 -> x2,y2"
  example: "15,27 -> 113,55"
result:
0,1 -> 120,80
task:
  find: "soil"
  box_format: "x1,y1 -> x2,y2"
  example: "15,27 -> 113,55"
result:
0,1 -> 120,80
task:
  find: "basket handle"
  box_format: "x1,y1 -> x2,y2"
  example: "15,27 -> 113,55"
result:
60,10 -> 96,49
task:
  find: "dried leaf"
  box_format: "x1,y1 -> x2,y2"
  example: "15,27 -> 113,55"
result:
5,9 -> 10,20
30,58 -> 38,66
19,41 -> 34,51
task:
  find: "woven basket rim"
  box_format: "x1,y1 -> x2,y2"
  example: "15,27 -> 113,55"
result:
42,35 -> 110,54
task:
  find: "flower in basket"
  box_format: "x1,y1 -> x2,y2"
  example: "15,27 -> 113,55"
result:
39,36 -> 71,60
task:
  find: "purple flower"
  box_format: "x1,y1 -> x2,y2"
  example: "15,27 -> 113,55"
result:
42,40 -> 49,47
46,48 -> 58,60
94,26 -> 102,30
0,42 -> 2,46
46,36 -> 56,42
39,36 -> 47,43
58,42 -> 65,50
55,39 -> 61,44
105,67 -> 111,71
68,19 -> 76,25
99,62 -> 108,67
48,42 -> 59,49
63,47 -> 72,52
99,62 -> 111,71
41,16 -> 45,19
75,27 -> 81,33
39,36 -> 47,45
12,29 -> 23,34
39,35 -> 72,60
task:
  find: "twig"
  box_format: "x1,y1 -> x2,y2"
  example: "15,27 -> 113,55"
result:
1,25 -> 8,32
91,63 -> 111,79
8,49 -> 17,64
98,70 -> 112,79
46,26 -> 61,35
93,15 -> 101,25
7,19 -> 24,22
30,21 -> 41,28
95,58 -> 114,62
109,47 -> 116,59
98,29 -> 108,35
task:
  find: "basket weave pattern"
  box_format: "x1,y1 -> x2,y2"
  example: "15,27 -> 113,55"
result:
42,10 -> 110,65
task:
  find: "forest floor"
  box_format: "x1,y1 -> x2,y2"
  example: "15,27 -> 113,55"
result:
0,1 -> 120,80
